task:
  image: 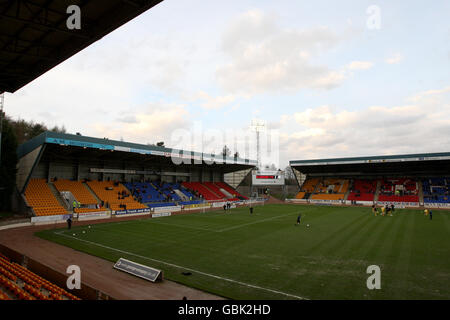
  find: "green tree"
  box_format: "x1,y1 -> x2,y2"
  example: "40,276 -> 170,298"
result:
9,118 -> 67,145
50,125 -> 67,134
29,122 -> 47,139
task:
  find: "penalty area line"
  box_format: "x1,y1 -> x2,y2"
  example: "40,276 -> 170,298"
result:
54,231 -> 308,300
217,211 -> 300,232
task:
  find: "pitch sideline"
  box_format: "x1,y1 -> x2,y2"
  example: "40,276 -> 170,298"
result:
54,231 -> 308,300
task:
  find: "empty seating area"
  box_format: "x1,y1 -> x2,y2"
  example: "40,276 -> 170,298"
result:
182,182 -> 223,201
124,182 -> 207,207
203,182 -> 229,199
301,178 -> 319,193
73,207 -> 104,213
310,193 -> 346,200
179,186 -> 195,200
422,178 -> 450,203
86,181 -> 147,212
158,182 -> 183,201
205,182 -> 242,201
0,253 -> 80,300
315,178 -> 349,194
295,192 -> 305,199
295,177 -> 419,202
296,178 -> 348,200
347,179 -> 377,201
24,178 -> 245,217
124,182 -> 166,203
378,178 -> 419,202
295,178 -> 319,199
180,182 -> 243,201
53,179 -> 98,205
24,179 -> 67,216
215,182 -> 248,200
294,176 -> 450,204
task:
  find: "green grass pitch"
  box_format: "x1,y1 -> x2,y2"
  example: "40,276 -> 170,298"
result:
36,204 -> 450,300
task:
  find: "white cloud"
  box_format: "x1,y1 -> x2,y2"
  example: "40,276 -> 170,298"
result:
92,102 -> 190,145
117,115 -> 138,124
385,53 -> 404,64
6,64 -> 135,135
5,31 -> 194,134
346,61 -> 374,70
190,91 -> 237,110
408,85 -> 450,102
276,86 -> 450,166
216,10 -> 347,94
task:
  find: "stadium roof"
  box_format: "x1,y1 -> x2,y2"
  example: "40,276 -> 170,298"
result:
0,0 -> 163,94
290,152 -> 450,166
18,131 -> 258,168
290,152 -> 450,176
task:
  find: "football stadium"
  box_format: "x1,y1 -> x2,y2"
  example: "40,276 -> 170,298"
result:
0,0 -> 449,305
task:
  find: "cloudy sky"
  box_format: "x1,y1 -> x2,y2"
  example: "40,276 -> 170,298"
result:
4,0 -> 450,168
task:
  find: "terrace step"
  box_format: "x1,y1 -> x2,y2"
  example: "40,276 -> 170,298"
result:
48,182 -> 70,211
343,179 -> 353,201
203,183 -> 226,199
218,187 -> 233,199
219,181 -> 247,199
374,180 -> 381,202
83,182 -> 104,206
150,183 -> 168,199
174,189 -> 189,201
418,181 -> 424,205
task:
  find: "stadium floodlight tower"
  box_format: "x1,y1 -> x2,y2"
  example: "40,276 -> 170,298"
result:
250,119 -> 269,200
250,118 -> 266,171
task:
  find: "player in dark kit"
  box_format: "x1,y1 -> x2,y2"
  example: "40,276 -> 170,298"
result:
385,205 -> 391,216
296,214 -> 301,225
249,206 -> 253,214
67,216 -> 72,230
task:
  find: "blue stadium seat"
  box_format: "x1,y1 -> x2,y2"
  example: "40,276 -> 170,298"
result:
422,177 -> 450,203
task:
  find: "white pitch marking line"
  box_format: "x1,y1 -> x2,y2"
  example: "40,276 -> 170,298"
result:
55,231 -> 307,300
217,212 -> 299,232
143,220 -> 217,233
147,211 -> 300,233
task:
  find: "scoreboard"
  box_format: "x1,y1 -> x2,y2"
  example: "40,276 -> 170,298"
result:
252,170 -> 285,186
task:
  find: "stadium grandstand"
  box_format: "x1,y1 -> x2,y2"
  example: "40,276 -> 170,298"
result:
13,131 -> 256,219
0,1 -> 259,300
1,0 -> 448,304
289,152 -> 450,208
